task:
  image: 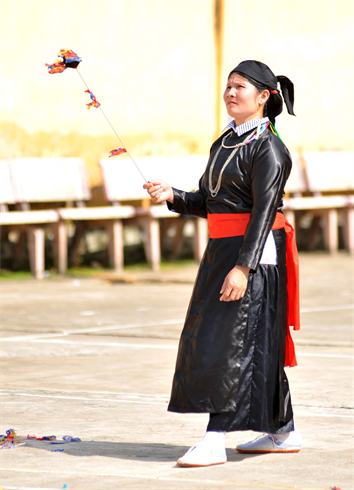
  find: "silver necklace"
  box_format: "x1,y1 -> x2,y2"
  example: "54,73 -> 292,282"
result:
208,128 -> 257,198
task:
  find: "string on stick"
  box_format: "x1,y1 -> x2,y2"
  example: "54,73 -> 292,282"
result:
76,68 -> 147,183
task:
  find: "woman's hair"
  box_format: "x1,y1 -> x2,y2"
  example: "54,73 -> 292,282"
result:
232,71 -> 283,124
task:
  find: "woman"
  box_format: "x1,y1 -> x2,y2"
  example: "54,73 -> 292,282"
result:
144,60 -> 301,467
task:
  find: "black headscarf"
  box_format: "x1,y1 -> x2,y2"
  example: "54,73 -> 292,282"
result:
229,60 -> 295,121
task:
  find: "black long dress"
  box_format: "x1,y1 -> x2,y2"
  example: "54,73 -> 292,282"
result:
166,126 -> 294,434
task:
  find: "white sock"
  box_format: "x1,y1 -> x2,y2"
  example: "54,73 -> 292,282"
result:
272,424 -> 302,444
200,431 -> 226,454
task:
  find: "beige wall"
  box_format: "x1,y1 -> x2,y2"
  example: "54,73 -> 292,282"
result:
1,0 -> 353,156
222,0 -> 354,151
0,0 -> 216,138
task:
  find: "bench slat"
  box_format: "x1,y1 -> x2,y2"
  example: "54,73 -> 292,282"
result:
58,206 -> 135,220
284,153 -> 307,194
0,210 -> 59,225
10,158 -> 91,203
284,195 -> 353,210
135,207 -> 180,219
303,152 -> 354,192
0,160 -> 16,204
100,155 -> 208,202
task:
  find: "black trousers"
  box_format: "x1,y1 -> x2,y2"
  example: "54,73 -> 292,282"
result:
207,412 -> 293,434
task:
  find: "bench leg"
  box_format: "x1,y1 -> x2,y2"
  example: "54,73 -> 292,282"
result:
323,209 -> 338,254
139,217 -> 160,271
283,209 -> 296,236
58,220 -> 68,274
52,221 -> 67,274
193,218 -> 208,261
107,220 -> 124,273
27,227 -> 45,279
343,207 -> 354,254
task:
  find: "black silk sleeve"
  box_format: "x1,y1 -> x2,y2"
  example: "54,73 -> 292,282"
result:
236,138 -> 291,271
166,176 -> 207,219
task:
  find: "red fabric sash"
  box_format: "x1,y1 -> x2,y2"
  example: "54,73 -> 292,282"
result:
208,212 -> 299,368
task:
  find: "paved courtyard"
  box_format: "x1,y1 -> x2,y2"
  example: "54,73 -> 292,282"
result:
0,253 -> 353,490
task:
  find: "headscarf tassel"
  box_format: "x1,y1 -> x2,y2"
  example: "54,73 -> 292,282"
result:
277,75 -> 296,116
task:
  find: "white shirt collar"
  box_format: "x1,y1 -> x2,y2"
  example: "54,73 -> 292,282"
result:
223,117 -> 269,137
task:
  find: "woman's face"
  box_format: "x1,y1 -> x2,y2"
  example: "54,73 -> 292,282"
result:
223,73 -> 268,124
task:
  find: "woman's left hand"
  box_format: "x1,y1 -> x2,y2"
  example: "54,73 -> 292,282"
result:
220,265 -> 250,302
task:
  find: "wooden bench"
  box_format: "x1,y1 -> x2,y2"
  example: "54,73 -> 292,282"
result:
1,158 -> 135,277
0,159 -> 59,278
101,151 -> 353,266
304,151 -> 353,195
283,152 -> 354,253
100,155 -> 209,270
2,151 -> 351,278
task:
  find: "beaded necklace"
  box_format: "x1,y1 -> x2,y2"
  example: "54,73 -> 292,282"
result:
209,121 -> 270,198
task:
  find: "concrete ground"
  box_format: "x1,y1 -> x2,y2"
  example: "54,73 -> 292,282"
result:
0,253 -> 353,490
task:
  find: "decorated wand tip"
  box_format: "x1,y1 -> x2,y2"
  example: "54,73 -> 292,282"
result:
109,148 -> 127,158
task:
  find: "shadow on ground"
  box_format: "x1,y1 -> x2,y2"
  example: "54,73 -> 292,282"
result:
23,440 -> 263,464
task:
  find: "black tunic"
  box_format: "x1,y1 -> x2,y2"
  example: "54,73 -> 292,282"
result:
167,127 -> 294,433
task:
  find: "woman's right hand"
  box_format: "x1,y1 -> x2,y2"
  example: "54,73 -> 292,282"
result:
143,179 -> 174,204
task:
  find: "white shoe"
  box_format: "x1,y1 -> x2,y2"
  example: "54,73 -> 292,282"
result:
177,442 -> 227,467
236,432 -> 302,454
